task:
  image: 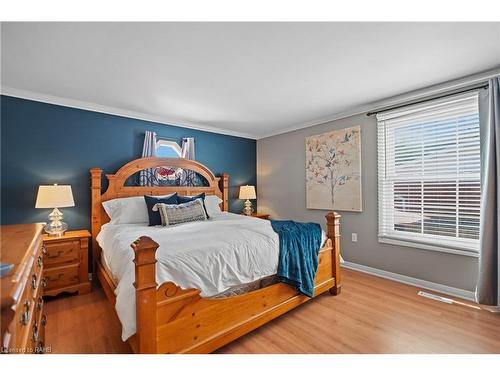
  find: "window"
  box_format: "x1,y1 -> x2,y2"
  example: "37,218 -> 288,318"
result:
377,92 -> 480,255
156,139 -> 182,158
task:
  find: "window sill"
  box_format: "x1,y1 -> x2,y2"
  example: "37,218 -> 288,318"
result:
378,237 -> 479,258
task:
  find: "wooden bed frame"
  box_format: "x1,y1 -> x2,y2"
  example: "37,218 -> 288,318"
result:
90,157 -> 342,354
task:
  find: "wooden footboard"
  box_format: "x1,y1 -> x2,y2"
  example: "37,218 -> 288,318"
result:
130,212 -> 342,354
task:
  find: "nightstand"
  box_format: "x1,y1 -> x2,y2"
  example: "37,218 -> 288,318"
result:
242,212 -> 270,220
42,230 -> 91,297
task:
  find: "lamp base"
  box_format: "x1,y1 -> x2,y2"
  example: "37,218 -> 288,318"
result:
243,199 -> 253,216
44,208 -> 69,237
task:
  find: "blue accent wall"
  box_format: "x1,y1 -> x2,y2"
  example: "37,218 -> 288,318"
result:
1,95 -> 256,229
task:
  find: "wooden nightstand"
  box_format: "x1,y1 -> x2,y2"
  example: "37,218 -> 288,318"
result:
42,230 -> 91,297
242,212 -> 270,220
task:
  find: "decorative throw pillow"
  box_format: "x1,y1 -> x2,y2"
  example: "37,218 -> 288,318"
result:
153,199 -> 207,226
177,193 -> 209,217
144,193 -> 178,226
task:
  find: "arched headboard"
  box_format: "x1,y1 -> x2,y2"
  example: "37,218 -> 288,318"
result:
89,157 -> 229,269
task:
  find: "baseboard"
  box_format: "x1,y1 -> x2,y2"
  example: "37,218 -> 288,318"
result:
341,261 -> 476,302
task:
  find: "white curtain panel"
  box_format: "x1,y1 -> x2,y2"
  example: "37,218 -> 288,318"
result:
139,130 -> 157,186
181,137 -> 196,185
181,137 -> 195,160
476,77 -> 500,307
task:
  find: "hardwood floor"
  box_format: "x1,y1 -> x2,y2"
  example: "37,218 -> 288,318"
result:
44,287 -> 132,354
43,269 -> 500,354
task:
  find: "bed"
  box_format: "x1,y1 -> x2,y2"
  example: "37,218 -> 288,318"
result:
90,157 -> 342,354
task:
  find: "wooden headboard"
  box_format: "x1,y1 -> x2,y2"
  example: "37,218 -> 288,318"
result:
89,157 -> 229,269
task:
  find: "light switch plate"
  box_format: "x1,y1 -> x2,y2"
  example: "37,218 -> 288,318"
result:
352,233 -> 358,242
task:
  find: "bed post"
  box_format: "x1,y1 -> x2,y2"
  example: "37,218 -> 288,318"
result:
220,172 -> 229,212
90,167 -> 103,274
326,212 -> 342,295
131,236 -> 159,354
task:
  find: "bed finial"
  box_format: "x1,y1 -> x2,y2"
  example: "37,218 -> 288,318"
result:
325,211 -> 341,239
90,168 -> 103,274
131,236 -> 159,353
325,212 -> 342,295
90,167 -> 102,187
220,172 -> 229,211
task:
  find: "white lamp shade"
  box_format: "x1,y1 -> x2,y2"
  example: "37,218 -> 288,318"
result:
35,185 -> 75,208
239,185 -> 256,200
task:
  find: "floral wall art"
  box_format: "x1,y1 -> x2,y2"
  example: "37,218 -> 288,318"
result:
305,126 -> 362,211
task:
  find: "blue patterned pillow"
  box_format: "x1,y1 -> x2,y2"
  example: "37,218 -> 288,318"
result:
177,193 -> 209,217
153,199 -> 207,226
144,193 -> 178,226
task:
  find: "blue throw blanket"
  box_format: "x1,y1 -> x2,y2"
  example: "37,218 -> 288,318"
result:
270,220 -> 323,298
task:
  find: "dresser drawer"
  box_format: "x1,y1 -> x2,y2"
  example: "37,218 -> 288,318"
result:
1,223 -> 46,354
13,250 -> 43,349
37,314 -> 46,354
42,230 -> 91,297
43,240 -> 80,267
43,263 -> 80,291
14,286 -> 34,349
25,311 -> 45,354
29,308 -> 46,354
24,291 -> 45,354
29,244 -> 44,299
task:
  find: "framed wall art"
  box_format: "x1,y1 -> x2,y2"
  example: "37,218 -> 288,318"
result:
305,126 -> 362,212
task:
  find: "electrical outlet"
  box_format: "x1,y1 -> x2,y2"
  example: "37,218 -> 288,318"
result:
351,233 -> 358,242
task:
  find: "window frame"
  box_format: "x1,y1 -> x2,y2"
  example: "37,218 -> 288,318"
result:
156,139 -> 182,158
376,91 -> 481,258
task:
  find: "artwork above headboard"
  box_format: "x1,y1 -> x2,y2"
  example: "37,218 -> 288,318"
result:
89,157 -> 229,262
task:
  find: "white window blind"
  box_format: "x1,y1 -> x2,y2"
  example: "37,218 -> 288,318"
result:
377,91 -> 480,254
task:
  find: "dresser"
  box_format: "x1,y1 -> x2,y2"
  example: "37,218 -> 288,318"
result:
1,223 -> 47,354
42,230 -> 91,296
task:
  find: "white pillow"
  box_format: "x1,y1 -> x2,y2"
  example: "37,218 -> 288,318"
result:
102,196 -> 149,224
205,195 -> 223,218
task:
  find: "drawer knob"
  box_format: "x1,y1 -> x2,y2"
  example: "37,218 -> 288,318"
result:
36,297 -> 44,311
37,255 -> 43,268
41,314 -> 47,327
41,277 -> 47,288
31,273 -> 38,290
42,245 -> 47,255
20,301 -> 31,325
32,323 -> 39,343
20,311 -> 30,325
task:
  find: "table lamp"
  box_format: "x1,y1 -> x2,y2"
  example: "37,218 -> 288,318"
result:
239,185 -> 256,216
35,184 -> 75,237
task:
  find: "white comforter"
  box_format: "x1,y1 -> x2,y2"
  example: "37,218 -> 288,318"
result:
97,213 -> 282,341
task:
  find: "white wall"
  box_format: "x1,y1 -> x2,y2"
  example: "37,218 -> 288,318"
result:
257,112 -> 478,291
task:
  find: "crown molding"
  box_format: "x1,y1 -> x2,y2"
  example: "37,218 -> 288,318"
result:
0,86 -> 257,140
2,66 -> 499,141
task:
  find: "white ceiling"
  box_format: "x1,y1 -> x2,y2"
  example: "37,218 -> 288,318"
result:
2,22 -> 500,139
